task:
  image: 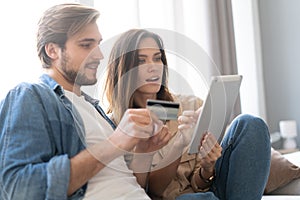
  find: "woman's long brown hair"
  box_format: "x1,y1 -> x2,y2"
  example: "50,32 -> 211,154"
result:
104,29 -> 173,124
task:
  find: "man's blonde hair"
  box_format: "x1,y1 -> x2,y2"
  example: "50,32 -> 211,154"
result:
37,3 -> 100,68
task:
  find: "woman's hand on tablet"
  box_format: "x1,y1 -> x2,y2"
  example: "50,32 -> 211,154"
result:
176,108 -> 202,148
197,132 -> 222,171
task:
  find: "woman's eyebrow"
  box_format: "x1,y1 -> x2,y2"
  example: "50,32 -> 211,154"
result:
138,54 -> 147,57
138,52 -> 161,57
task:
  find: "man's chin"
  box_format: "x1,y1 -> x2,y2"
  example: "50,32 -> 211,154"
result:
76,79 -> 98,86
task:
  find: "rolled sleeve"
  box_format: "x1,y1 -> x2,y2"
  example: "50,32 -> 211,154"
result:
47,155 -> 71,200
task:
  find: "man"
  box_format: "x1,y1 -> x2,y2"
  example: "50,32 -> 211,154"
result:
0,3 -> 170,200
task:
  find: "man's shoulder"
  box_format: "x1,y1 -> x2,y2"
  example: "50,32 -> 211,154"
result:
0,81 -> 57,120
1,79 -> 57,108
7,74 -> 59,97
10,81 -> 52,96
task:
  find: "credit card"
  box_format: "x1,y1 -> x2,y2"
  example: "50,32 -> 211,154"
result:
146,99 -> 180,120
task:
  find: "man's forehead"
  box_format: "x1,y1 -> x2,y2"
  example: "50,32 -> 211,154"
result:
71,23 -> 102,43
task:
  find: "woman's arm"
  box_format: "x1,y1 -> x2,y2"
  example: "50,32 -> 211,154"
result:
129,125 -> 171,188
148,156 -> 181,196
147,130 -> 189,196
147,109 -> 200,196
130,154 -> 153,188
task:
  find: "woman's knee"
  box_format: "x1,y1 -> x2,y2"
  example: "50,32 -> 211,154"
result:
229,114 -> 271,144
235,114 -> 269,132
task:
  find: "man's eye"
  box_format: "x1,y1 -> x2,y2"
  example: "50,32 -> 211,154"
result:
80,43 -> 91,48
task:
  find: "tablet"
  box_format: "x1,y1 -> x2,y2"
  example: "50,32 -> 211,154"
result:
188,75 -> 243,154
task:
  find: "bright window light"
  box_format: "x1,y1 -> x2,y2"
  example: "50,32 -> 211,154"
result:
0,0 -> 78,100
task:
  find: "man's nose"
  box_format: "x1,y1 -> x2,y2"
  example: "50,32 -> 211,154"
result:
92,45 -> 104,60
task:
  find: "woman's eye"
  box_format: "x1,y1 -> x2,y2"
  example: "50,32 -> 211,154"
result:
138,59 -> 145,64
154,56 -> 162,62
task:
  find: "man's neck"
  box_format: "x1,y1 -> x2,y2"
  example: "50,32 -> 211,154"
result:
44,68 -> 81,96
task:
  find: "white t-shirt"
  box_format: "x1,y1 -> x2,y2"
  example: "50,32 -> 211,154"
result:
64,91 -> 150,200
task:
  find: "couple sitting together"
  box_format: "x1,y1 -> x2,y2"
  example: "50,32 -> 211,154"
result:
0,3 -> 275,200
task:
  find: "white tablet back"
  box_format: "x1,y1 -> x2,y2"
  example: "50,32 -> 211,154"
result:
188,75 -> 242,154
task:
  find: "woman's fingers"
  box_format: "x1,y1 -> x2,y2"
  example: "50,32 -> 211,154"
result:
198,133 -> 222,162
178,111 -> 198,131
118,109 -> 153,138
151,125 -> 169,145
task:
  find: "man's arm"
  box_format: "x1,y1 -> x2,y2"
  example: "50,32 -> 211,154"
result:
69,108 -> 160,194
0,86 -> 73,199
68,140 -> 123,195
0,87 -> 156,199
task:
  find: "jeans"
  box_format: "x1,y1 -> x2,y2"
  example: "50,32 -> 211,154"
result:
176,114 -> 271,200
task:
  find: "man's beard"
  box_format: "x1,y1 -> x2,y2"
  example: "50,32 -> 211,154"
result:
61,52 -> 97,86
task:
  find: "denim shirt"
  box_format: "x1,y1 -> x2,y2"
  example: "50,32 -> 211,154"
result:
0,74 -> 114,200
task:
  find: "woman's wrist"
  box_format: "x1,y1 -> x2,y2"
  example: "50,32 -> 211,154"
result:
130,152 -> 154,173
199,167 -> 215,184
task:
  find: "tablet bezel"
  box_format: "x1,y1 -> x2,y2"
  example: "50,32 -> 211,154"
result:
187,75 -> 243,154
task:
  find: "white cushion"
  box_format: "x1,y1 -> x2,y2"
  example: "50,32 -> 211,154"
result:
283,151 -> 300,166
262,196 -> 300,200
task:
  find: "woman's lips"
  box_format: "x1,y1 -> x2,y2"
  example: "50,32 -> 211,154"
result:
146,76 -> 160,82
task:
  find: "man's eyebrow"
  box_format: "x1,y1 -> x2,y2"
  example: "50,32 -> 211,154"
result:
77,38 -> 103,43
78,38 -> 95,42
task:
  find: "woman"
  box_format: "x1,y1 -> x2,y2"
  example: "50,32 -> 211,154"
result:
104,29 -> 271,200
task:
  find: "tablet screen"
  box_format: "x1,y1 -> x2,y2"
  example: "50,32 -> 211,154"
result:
188,75 -> 242,154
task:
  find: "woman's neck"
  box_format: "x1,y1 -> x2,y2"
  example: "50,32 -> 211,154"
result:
133,92 -> 157,108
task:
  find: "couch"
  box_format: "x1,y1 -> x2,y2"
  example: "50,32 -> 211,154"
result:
262,150 -> 300,199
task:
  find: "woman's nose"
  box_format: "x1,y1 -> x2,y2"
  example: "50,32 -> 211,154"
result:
146,63 -> 161,73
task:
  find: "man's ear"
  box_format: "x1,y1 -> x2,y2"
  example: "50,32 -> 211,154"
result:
45,43 -> 60,59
